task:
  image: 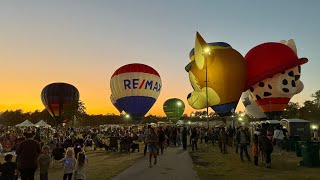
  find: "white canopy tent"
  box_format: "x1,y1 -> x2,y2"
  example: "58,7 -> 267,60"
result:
35,120 -> 51,127
16,120 -> 35,127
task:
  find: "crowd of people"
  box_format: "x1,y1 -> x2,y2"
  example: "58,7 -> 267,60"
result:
0,122 -> 292,179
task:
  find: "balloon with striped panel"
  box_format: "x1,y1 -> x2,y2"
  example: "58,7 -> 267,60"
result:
110,63 -> 161,120
41,82 -> 79,123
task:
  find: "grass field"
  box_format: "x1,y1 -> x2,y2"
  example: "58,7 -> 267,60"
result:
0,149 -> 143,180
190,143 -> 320,180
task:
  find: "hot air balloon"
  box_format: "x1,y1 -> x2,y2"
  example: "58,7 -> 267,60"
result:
185,32 -> 246,117
163,98 -> 185,124
110,63 -> 162,121
241,91 -> 267,119
245,39 -> 308,119
41,82 -> 80,124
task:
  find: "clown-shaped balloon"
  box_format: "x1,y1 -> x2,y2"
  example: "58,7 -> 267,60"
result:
241,91 -> 266,119
245,39 -> 308,119
185,32 -> 246,116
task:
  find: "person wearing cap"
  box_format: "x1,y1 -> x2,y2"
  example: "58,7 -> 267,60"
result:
16,131 -> 41,180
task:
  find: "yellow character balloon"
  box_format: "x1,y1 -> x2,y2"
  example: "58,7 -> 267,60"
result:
185,32 -> 246,116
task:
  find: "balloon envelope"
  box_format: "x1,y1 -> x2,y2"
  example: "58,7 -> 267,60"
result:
41,82 -> 79,123
241,91 -> 266,119
110,63 -> 161,121
163,98 -> 185,123
186,33 -> 246,117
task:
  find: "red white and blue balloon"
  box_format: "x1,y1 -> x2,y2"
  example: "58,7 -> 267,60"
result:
110,63 -> 162,120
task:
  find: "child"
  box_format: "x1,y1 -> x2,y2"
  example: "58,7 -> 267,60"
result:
74,152 -> 87,180
59,148 -> 76,180
38,145 -> 51,180
0,154 -> 18,180
252,134 -> 259,166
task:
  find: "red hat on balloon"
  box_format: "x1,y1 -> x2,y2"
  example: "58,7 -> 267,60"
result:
244,42 -> 308,90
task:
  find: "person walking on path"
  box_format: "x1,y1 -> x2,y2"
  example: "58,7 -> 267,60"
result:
236,126 -> 251,162
145,127 -> 159,168
16,131 -> 41,180
182,127 -> 188,150
157,127 -> 166,155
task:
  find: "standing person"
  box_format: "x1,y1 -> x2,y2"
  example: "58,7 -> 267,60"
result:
59,148 -> 76,180
236,126 -> 251,162
182,127 -> 187,150
38,145 -> 51,180
227,125 -> 234,147
259,130 -> 273,168
74,152 -> 87,180
273,126 -> 285,154
143,125 -> 151,156
0,154 -> 18,180
190,128 -> 198,151
176,128 -> 182,146
252,135 -> 259,166
145,127 -> 159,168
157,127 -> 166,155
16,131 -> 41,180
219,127 -> 228,154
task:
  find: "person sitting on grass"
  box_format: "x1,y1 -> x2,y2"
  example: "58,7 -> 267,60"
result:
0,154 -> 18,180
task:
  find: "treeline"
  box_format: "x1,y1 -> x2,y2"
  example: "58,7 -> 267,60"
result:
0,109 -> 169,127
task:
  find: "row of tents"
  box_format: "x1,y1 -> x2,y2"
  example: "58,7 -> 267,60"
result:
15,120 -> 51,127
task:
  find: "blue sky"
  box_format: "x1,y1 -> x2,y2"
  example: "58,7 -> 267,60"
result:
0,0 -> 319,114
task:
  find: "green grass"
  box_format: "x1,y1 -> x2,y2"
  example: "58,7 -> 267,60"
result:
190,143 -> 320,180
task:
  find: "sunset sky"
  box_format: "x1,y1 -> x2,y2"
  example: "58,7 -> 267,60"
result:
1,1 -> 319,117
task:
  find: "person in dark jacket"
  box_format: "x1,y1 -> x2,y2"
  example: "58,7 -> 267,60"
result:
0,154 -> 18,180
190,128 -> 198,151
16,131 -> 41,180
259,130 -> 273,168
182,127 -> 188,150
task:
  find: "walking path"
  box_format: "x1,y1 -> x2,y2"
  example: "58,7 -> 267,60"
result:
113,147 -> 199,180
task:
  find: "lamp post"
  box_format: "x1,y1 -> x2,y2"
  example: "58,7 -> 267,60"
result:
204,47 -> 210,129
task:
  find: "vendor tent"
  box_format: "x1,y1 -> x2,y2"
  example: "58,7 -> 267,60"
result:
35,120 -> 51,127
16,120 -> 35,127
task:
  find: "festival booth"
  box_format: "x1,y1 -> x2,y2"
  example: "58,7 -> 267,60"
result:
15,120 -> 35,127
35,120 -> 51,128
280,119 -> 311,141
249,120 -> 280,137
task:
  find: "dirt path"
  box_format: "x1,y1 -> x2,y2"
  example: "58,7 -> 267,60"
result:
113,147 -> 199,180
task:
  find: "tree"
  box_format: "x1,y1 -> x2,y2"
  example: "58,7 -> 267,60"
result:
282,102 -> 300,119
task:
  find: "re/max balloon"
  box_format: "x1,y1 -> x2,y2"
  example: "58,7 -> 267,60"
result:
41,82 -> 79,124
110,63 -> 162,121
163,98 -> 185,124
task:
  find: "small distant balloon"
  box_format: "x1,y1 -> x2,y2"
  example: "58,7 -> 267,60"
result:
163,98 -> 185,124
41,82 -> 79,124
